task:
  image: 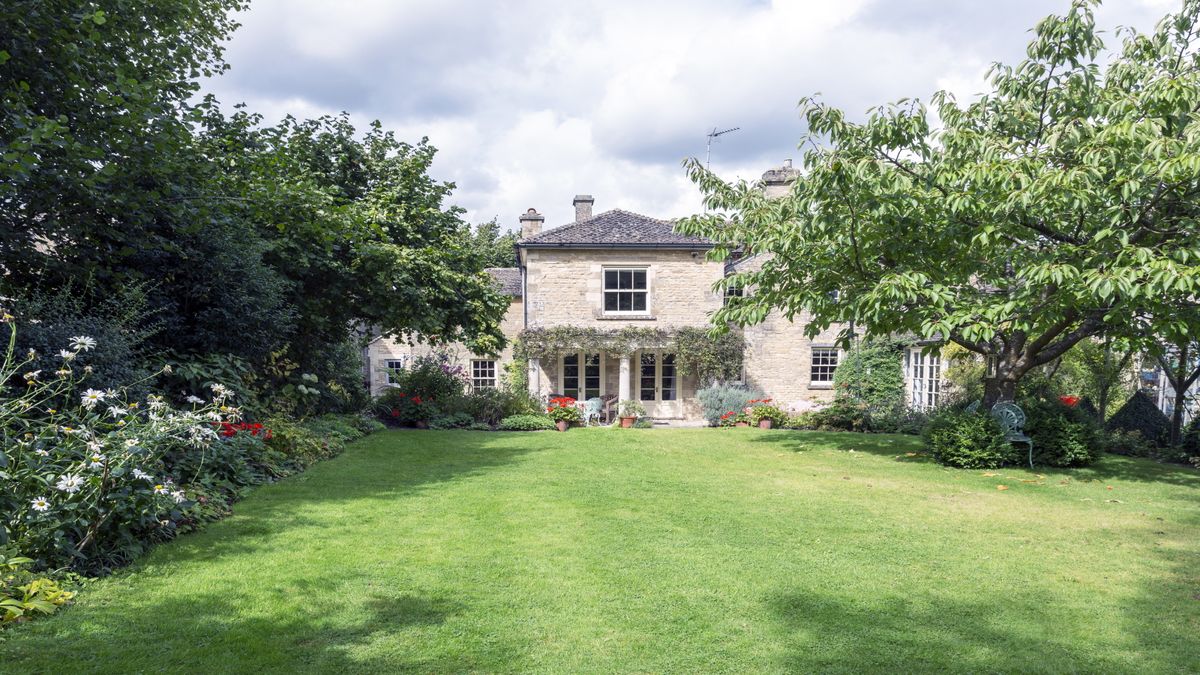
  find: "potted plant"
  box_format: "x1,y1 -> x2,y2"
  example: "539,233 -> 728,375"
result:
618,400 -> 646,428
546,396 -> 581,432
749,403 -> 787,430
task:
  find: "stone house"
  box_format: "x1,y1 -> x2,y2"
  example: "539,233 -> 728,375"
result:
365,163 -> 946,422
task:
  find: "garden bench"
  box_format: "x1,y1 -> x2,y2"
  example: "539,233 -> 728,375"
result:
990,402 -> 1034,468
582,397 -> 604,426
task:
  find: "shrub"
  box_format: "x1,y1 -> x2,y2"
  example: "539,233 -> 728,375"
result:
467,422 -> 493,431
0,327 -> 247,573
462,387 -> 540,425
498,414 -> 555,431
1106,390 -> 1170,446
698,382 -> 763,426
923,409 -> 1016,469
618,399 -> 646,418
784,412 -> 816,429
1023,398 -> 1104,467
808,398 -> 869,432
749,404 -> 788,427
429,412 -> 473,430
868,402 -> 929,435
833,340 -> 906,410
1105,429 -> 1156,457
373,354 -> 468,424
632,417 -> 654,429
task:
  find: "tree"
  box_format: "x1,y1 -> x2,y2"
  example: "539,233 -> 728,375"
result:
1,1 -> 509,391
678,0 -> 1200,408
468,218 -> 520,268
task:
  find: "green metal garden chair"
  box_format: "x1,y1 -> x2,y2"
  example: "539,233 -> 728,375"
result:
990,402 -> 1034,468
582,397 -> 604,426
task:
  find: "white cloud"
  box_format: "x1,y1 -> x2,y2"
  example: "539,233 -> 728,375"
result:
204,0 -> 1174,231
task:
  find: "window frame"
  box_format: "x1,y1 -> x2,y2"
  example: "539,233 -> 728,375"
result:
602,267 -> 650,315
908,349 -> 942,411
810,347 -> 839,385
384,358 -> 408,385
471,359 -> 497,391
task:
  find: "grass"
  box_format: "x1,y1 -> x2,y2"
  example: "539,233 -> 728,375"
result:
3,428 -> 1198,673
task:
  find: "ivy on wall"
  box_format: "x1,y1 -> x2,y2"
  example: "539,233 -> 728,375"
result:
514,326 -> 744,385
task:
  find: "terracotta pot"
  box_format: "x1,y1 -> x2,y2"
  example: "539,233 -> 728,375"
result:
735,421 -> 749,427
620,416 -> 636,428
556,419 -> 569,432
759,419 -> 774,429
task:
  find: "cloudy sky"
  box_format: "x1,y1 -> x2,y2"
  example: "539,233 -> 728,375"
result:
202,0 -> 1176,232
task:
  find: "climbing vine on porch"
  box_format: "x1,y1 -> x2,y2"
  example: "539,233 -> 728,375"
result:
514,326 -> 744,385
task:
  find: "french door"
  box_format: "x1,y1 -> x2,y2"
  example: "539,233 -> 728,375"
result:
638,351 -> 680,418
560,352 -> 604,401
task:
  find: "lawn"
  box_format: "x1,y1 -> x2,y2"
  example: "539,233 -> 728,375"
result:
3,429 -> 1198,673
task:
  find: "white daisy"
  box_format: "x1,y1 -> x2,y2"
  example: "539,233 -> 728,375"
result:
170,490 -> 187,504
210,383 -> 231,398
185,395 -> 205,405
30,497 -> 51,512
69,336 -> 97,352
34,448 -> 49,457
153,484 -> 168,495
23,370 -> 41,381
55,474 -> 85,493
86,439 -> 103,452
59,349 -> 76,360
132,468 -> 152,481
87,453 -> 106,470
55,368 -> 71,377
107,405 -> 127,419
124,438 -> 140,448
81,389 -> 106,409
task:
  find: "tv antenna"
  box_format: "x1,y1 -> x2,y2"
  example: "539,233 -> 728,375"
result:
705,126 -> 740,170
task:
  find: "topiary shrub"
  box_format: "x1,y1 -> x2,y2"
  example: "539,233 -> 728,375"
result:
497,414 -> 555,431
1106,390 -> 1170,446
1022,399 -> 1104,467
922,409 -> 1016,469
697,382 -> 763,426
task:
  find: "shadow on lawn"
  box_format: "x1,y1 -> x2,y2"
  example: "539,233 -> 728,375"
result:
156,430 -> 541,564
16,587 -> 519,673
765,585 -> 1194,673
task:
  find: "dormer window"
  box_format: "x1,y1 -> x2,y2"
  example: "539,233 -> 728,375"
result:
603,268 -> 648,314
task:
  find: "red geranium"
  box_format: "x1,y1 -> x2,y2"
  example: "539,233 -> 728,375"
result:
1059,395 -> 1081,407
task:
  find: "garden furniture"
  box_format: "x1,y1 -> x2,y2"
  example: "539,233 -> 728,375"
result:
990,402 -> 1034,468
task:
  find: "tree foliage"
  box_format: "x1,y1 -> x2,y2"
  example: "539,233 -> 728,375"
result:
678,1 -> 1200,407
1,1 -> 508,410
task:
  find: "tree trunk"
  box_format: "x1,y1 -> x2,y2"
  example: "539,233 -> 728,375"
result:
982,376 -> 1018,410
1171,385 -> 1187,446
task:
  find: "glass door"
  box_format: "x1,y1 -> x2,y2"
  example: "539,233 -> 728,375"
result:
638,351 -> 680,418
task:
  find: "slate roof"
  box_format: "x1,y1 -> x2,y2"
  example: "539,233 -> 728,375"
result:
485,267 -> 522,296
518,209 -> 713,249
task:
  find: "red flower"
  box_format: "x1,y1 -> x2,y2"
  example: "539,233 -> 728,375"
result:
412,396 -> 423,405
391,408 -> 401,418
1059,395 -> 1081,407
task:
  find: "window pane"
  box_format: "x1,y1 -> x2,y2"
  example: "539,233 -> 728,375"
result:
605,293 -> 618,311
811,348 -> 838,382
640,352 -> 656,400
632,292 -> 646,311
604,270 -> 618,289
632,270 -> 646,289
661,354 -> 675,400
619,292 -> 632,311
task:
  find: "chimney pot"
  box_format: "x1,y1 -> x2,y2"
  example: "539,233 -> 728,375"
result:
519,207 -> 544,239
572,194 -> 594,222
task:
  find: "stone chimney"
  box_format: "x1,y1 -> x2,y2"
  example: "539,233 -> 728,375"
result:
761,159 -> 798,198
519,207 -> 544,239
573,194 -> 594,222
